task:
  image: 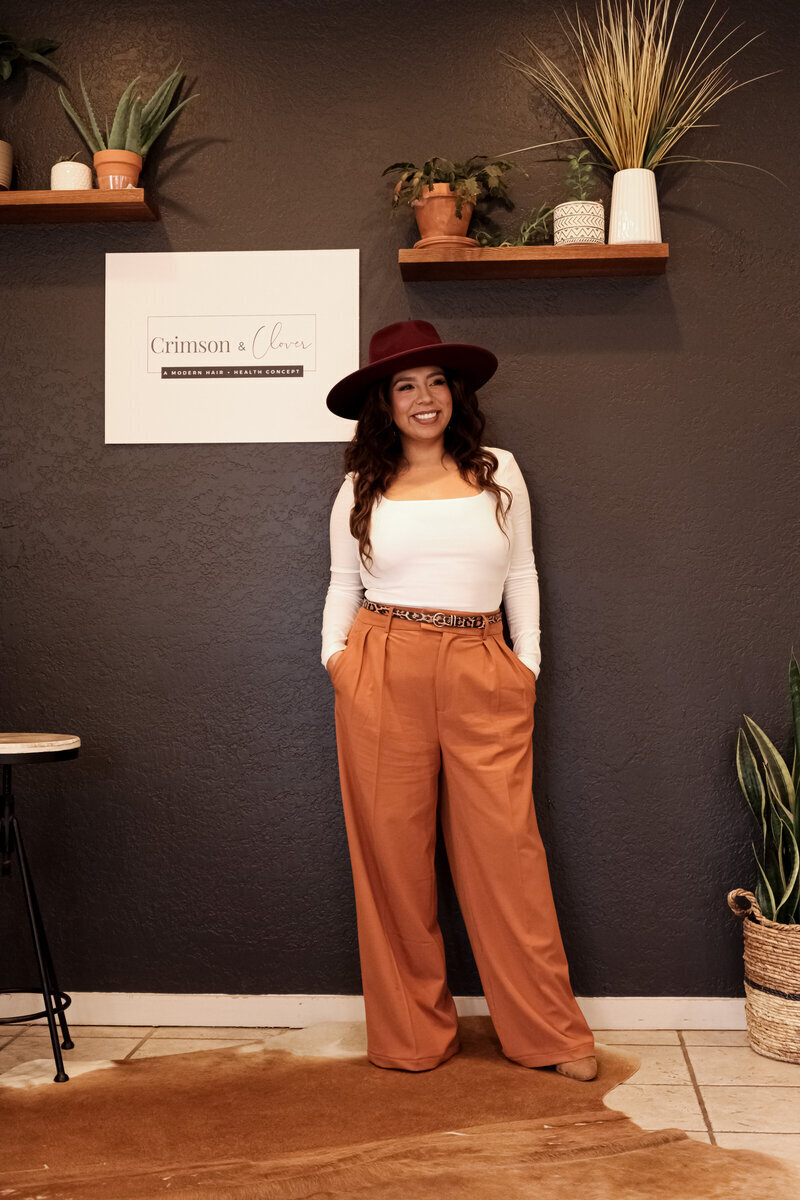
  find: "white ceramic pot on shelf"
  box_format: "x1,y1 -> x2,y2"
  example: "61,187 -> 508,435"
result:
50,160 -> 93,190
608,167 -> 662,243
553,200 -> 605,245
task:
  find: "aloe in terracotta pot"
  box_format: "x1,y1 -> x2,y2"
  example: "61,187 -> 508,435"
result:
382,155 -> 519,248
58,63 -> 198,189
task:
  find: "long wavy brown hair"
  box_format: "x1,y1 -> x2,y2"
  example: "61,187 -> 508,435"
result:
341,367 -> 513,572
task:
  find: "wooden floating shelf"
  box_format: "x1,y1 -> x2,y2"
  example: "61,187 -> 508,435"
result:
399,243 -> 669,281
0,188 -> 158,224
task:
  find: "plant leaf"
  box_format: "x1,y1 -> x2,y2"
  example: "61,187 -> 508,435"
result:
753,842 -> 777,919
124,96 -> 143,155
108,76 -> 141,150
58,84 -> 102,154
744,713 -> 796,821
138,92 -> 197,157
78,66 -> 105,151
736,727 -> 768,849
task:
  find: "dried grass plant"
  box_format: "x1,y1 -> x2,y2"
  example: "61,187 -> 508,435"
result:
501,0 -> 781,179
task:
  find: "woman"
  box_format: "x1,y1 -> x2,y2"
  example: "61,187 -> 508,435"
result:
321,319 -> 597,1081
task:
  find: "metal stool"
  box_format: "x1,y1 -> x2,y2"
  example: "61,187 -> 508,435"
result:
1,733 -> 80,1082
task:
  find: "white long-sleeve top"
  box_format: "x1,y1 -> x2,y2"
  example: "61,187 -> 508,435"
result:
321,446 -> 541,677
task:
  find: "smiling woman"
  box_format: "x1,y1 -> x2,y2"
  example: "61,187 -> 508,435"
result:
318,319 -> 598,1083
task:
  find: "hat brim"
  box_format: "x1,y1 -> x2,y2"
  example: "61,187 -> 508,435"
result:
325,342 -> 498,420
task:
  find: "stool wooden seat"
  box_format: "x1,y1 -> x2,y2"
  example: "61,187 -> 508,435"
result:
1,733 -> 81,1082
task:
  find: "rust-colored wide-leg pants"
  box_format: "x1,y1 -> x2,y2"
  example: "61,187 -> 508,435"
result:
330,601 -> 595,1072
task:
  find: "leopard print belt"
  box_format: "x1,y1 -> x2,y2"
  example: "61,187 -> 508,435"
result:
361,598 -> 502,629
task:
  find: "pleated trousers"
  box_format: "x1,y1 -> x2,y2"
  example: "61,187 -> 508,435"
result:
330,600 -> 595,1072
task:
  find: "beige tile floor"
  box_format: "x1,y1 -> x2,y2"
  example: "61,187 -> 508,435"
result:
2,1025 -> 800,1167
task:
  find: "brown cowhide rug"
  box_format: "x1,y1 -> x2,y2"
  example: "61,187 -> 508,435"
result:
2,1016 -> 799,1198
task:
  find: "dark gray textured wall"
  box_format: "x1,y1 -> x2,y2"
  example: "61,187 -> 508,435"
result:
2,0 -> 798,999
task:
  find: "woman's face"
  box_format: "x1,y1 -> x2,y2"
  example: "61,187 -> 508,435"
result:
388,363 -> 452,443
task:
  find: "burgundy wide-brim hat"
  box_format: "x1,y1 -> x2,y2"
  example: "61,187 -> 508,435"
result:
326,320 -> 498,420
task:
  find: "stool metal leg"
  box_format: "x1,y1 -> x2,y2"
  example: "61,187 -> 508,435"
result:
2,765 -> 71,1083
14,817 -> 74,1035
13,819 -> 70,1081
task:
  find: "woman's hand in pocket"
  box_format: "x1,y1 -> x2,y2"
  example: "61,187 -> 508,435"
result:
326,649 -> 346,678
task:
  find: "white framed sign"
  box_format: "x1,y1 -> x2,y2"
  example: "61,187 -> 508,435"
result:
105,249 -> 359,443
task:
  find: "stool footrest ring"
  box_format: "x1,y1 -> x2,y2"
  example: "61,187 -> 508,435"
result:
0,988 -> 72,1025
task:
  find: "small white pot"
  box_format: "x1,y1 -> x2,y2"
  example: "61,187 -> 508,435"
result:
553,200 -> 605,245
608,167 -> 662,243
0,140 -> 12,190
50,160 -> 93,190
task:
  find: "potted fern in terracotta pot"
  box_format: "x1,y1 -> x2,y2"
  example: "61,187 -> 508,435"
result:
502,0 -> 779,244
58,63 -> 197,189
382,155 -> 519,248
728,651 -> 800,1064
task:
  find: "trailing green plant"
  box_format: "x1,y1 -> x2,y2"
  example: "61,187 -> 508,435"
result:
563,149 -> 601,203
474,203 -> 554,247
0,32 -> 59,81
58,63 -> 197,160
501,0 -> 782,181
56,150 -> 84,163
383,155 -> 523,220
735,652 -> 800,924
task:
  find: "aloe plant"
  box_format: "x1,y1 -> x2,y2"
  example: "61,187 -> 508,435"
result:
58,64 -> 197,159
735,652 -> 800,923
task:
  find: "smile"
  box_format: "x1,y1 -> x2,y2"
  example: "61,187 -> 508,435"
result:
412,411 -> 439,423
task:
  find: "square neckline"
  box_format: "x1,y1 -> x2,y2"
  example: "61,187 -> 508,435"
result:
380,491 -> 485,503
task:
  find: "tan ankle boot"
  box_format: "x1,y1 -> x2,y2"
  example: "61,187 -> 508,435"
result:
554,1054 -> 598,1081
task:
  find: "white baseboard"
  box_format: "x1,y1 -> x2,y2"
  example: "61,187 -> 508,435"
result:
0,992 -> 747,1030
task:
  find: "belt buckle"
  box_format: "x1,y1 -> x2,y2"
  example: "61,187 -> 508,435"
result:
431,611 -> 451,627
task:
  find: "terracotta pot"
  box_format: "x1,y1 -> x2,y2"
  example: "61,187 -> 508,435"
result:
410,181 -> 477,248
0,140 -> 13,190
93,148 -> 143,190
553,200 -> 605,245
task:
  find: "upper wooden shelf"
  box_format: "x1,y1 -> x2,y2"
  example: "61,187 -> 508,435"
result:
0,188 -> 158,224
399,243 -> 669,281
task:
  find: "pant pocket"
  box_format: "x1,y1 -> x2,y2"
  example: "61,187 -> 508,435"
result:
497,639 -> 537,697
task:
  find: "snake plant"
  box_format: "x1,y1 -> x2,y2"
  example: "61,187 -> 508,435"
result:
736,652 -> 800,923
58,63 -> 197,159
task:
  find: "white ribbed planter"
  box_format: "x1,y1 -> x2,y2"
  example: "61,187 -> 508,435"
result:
50,160 -> 93,190
553,200 -> 605,245
608,167 -> 662,243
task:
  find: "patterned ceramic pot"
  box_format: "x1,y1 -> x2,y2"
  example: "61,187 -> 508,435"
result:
553,200 -> 605,245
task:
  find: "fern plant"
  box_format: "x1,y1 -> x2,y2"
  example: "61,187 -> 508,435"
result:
58,64 -> 197,160
383,155 -> 522,220
735,652 -> 800,923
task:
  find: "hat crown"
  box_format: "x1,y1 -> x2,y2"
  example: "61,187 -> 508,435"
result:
368,320 -> 443,367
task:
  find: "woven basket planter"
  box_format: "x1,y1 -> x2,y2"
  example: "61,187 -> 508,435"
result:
728,888 -> 800,1064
